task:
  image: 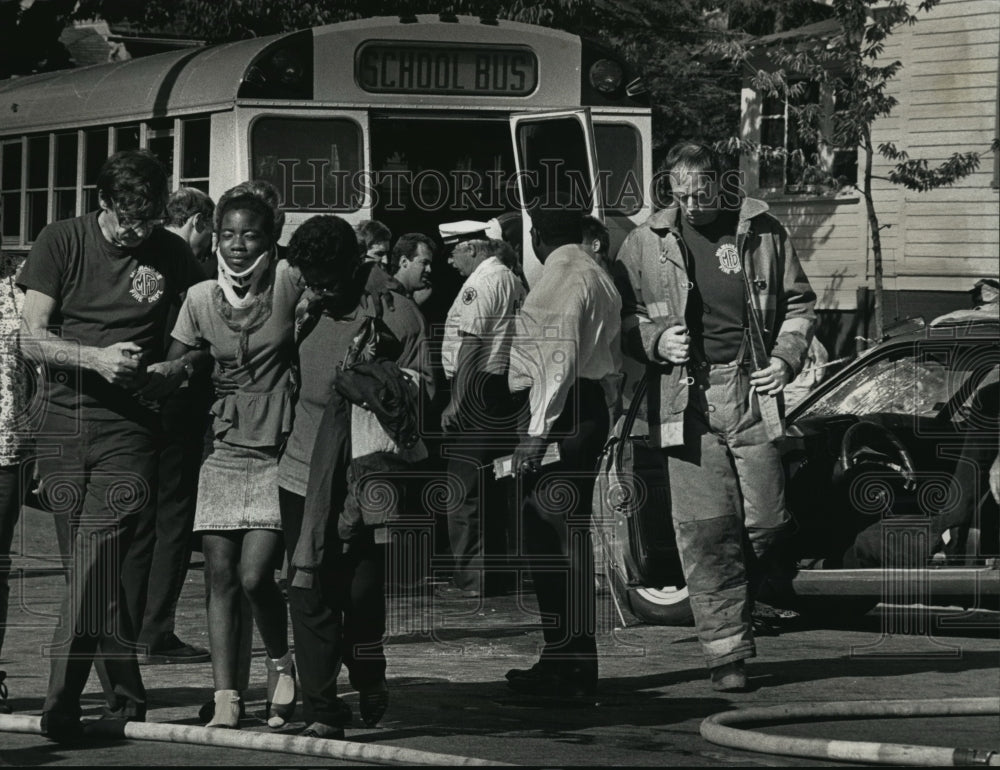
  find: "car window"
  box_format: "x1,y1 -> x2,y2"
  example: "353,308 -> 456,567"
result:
800,343 -> 993,420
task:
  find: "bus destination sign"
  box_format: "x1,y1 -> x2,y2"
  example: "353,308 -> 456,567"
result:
356,42 -> 537,96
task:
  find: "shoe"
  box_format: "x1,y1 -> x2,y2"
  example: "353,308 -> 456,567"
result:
358,679 -> 389,727
40,711 -> 84,744
710,660 -> 750,693
140,639 -> 210,665
198,696 -> 245,724
300,721 -> 345,740
505,661 -> 597,698
265,652 -> 297,728
100,700 -> 146,722
0,670 -> 10,715
207,690 -> 242,728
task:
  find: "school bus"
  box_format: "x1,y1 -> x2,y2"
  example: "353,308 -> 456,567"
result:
0,14 -> 652,285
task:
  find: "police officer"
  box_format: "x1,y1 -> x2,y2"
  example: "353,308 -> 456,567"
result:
505,202 -> 622,697
439,236 -> 526,598
614,142 -> 816,692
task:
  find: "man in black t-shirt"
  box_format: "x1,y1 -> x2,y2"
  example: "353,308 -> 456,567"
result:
122,187 -> 216,665
615,142 -> 816,693
18,150 -> 205,741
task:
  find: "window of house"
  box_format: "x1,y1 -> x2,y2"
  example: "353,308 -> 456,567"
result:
757,81 -> 857,194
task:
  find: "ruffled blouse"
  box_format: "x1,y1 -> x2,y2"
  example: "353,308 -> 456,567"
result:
172,259 -> 304,449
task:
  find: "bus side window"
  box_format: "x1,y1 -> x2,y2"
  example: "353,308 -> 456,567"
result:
83,128 -> 109,215
54,132 -> 77,222
182,118 -> 211,192
594,123 -> 642,216
515,118 -> 592,210
251,117 -> 363,212
2,141 -> 23,241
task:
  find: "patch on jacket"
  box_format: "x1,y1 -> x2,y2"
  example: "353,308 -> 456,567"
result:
462,287 -> 477,304
716,243 -> 741,274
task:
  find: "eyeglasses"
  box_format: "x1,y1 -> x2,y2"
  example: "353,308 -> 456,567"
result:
296,274 -> 342,294
113,204 -> 167,232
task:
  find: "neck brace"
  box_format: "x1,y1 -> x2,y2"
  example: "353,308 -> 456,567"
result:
217,250 -> 270,309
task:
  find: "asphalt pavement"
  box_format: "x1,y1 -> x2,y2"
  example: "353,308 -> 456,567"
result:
1,505 -> 998,767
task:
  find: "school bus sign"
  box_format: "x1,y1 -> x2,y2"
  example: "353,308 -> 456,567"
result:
356,42 -> 538,96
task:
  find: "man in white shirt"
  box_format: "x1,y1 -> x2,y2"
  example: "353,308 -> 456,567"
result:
505,203 -> 622,698
439,238 -> 526,598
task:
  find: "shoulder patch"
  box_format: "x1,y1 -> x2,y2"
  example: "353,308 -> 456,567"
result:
462,287 -> 477,305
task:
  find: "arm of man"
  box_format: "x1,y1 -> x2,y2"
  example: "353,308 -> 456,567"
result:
769,224 -> 817,379
20,289 -> 143,387
509,286 -> 583,473
441,331 -> 487,433
382,292 -> 436,403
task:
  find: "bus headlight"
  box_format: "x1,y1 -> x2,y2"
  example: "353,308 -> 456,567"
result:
588,59 -> 623,95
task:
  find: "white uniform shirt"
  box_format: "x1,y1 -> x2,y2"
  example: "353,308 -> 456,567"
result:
508,244 -> 622,438
441,256 -> 525,380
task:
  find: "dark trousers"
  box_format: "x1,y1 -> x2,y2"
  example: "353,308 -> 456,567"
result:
37,409 -> 152,719
0,462 -> 23,656
520,379 -> 608,667
121,386 -> 211,651
445,373 -> 521,593
279,487 -> 385,727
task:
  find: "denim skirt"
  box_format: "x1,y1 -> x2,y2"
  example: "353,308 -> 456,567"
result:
193,439 -> 282,532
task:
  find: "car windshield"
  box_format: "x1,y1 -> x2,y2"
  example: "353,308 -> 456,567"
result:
799,341 -> 998,420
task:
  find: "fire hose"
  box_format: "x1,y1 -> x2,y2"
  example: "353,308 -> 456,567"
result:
0,713 -> 512,766
701,696 -> 999,766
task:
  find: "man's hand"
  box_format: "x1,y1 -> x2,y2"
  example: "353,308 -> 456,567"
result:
440,400 -> 461,434
750,357 -> 792,396
656,325 -> 690,364
512,436 -> 547,477
89,342 -> 144,387
138,360 -> 186,401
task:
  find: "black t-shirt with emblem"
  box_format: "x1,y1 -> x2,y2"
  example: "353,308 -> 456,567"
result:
18,211 -> 203,419
681,211 -> 746,364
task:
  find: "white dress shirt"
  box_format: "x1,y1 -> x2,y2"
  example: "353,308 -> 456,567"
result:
441,256 -> 525,379
509,244 -> 622,438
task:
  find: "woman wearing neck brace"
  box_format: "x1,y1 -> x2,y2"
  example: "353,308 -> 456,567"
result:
165,192 -> 302,729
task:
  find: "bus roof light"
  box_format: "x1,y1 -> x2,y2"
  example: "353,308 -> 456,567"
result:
439,11 -> 458,23
480,14 -> 499,25
399,14 -> 417,23
238,30 -> 313,100
589,59 -> 623,95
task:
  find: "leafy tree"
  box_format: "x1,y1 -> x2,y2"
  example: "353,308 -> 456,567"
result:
70,0 -> 740,159
712,0 -> 1000,340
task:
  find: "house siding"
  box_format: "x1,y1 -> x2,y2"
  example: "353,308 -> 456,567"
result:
744,0 -> 999,313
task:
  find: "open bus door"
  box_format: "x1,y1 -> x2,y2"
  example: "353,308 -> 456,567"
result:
509,110 -> 602,289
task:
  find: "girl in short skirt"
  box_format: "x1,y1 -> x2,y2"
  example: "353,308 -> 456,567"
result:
168,192 -> 301,728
